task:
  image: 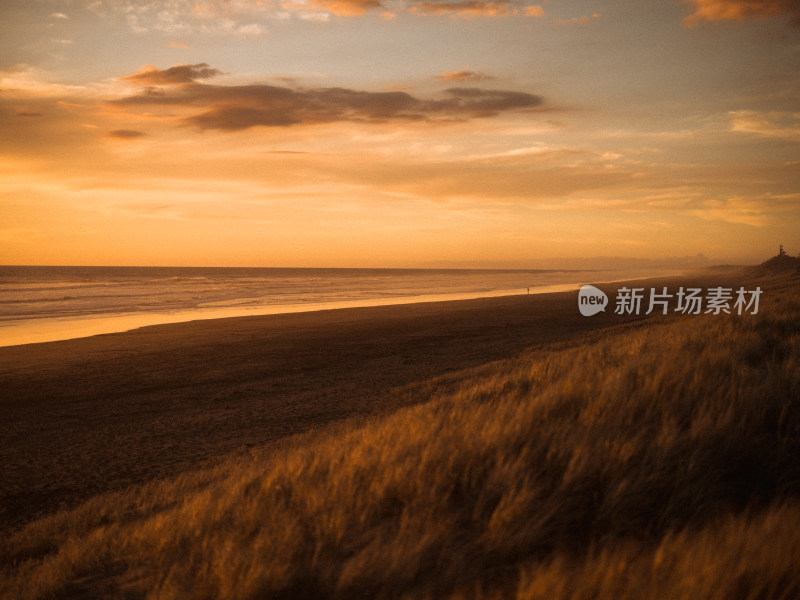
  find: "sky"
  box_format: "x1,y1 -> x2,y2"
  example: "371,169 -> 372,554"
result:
1,0 -> 799,267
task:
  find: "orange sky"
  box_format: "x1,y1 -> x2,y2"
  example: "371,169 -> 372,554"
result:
1,0 -> 799,267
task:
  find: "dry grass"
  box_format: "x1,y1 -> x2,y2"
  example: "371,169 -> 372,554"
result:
2,276 -> 799,599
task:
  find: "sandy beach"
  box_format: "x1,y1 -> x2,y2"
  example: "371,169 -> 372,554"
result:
0,270 -> 746,533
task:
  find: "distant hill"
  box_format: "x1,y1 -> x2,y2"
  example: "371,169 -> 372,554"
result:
748,251 -> 800,278
421,253 -> 713,271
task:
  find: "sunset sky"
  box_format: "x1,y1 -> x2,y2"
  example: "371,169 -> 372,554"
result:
1,0 -> 799,267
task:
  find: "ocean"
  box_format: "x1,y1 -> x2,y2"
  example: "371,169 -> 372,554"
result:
0,265 -> 641,346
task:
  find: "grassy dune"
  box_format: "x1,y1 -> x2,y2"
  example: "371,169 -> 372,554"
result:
2,275 -> 799,599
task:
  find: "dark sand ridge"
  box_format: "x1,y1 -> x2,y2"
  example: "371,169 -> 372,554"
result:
0,270 -> 747,533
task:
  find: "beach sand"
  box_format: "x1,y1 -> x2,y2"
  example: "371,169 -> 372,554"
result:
0,270 -> 745,533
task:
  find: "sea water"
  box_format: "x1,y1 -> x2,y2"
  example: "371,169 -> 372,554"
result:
0,266 -> 642,346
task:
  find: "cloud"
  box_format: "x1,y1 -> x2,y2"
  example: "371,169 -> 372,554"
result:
107,129 -> 146,139
408,0 -> 520,17
78,0 -> 551,25
729,110 -> 800,139
0,93 -> 97,160
441,87 -> 543,115
436,70 -> 494,82
682,0 -> 800,26
122,63 -> 222,86
323,147 -> 638,201
189,87 -> 543,129
235,23 -> 266,34
554,13 -> 601,25
303,0 -> 384,16
689,197 -> 774,226
50,12 -> 69,19
113,66 -> 545,131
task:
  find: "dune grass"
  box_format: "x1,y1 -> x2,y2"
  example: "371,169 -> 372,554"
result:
2,276 -> 799,599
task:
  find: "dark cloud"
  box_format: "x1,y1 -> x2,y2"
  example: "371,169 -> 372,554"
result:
122,63 -> 222,86
107,129 -> 146,139
440,87 -> 542,116
112,69 -> 545,131
16,111 -> 43,117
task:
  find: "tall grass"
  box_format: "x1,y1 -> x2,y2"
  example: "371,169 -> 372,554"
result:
2,276 -> 799,599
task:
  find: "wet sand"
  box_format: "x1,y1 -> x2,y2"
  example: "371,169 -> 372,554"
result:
0,270 -> 744,532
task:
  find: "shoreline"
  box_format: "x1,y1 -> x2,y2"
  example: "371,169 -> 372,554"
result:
0,284 -> 573,348
0,268 -> 700,348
